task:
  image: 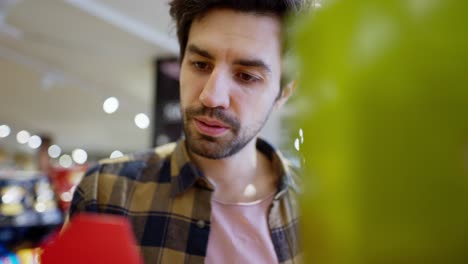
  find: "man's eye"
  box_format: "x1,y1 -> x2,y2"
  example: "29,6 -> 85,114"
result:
191,61 -> 211,71
236,72 -> 260,83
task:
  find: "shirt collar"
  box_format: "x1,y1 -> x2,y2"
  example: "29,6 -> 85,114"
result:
169,138 -> 299,198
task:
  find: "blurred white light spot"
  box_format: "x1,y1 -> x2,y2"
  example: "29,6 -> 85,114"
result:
110,150 -> 124,159
60,192 -> 73,202
72,149 -> 88,164
28,135 -> 42,149
134,113 -> 150,129
59,154 -> 73,168
243,184 -> 257,198
16,130 -> 30,144
103,97 -> 119,114
1,187 -> 23,204
2,193 -> 14,204
294,138 -> 300,151
48,145 -> 62,158
34,202 -> 46,213
0,125 -> 11,138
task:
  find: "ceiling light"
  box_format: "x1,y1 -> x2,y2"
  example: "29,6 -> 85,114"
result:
0,124 -> 11,138
48,145 -> 62,158
110,150 -> 124,159
16,130 -> 30,144
28,135 -> 42,149
72,149 -> 88,164
59,154 -> 73,168
134,113 -> 150,129
103,97 -> 119,114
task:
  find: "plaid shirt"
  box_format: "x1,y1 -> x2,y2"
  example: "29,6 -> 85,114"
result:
70,138 -> 301,264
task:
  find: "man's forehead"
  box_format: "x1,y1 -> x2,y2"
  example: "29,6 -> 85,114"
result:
193,7 -> 282,23
189,8 -> 281,41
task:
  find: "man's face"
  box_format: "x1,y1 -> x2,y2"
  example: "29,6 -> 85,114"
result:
179,8 -> 283,159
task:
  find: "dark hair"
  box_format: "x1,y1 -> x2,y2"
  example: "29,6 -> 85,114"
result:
169,0 -> 308,61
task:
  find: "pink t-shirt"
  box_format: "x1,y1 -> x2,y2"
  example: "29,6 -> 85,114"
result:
205,193 -> 278,264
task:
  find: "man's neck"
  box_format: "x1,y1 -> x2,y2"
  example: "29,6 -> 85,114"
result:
188,138 -> 278,203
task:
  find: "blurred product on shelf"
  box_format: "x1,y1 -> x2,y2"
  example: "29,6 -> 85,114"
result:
0,147 -> 36,172
0,170 -> 63,253
0,247 -> 40,264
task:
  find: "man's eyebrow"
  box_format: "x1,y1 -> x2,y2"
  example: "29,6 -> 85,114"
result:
187,44 -> 272,74
233,59 -> 272,74
187,44 -> 214,59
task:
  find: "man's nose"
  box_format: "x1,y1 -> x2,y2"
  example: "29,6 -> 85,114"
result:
199,68 -> 230,109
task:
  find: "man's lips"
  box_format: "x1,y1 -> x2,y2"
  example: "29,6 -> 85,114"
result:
194,117 -> 229,128
193,117 -> 230,136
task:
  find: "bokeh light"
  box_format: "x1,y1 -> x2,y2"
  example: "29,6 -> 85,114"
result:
16,130 -> 30,144
59,154 -> 73,168
27,135 -> 42,149
48,145 -> 62,158
103,97 -> 119,114
110,150 -> 124,159
134,113 -> 150,129
0,125 -> 11,138
72,149 -> 88,164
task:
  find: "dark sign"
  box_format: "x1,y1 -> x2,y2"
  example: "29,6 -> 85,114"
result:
152,58 -> 183,147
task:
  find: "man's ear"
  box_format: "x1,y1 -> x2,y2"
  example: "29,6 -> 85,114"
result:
274,80 -> 297,109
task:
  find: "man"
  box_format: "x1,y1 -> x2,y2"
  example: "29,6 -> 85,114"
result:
70,1 -> 306,263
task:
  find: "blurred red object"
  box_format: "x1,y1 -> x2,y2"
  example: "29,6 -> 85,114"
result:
41,213 -> 143,264
48,166 -> 87,212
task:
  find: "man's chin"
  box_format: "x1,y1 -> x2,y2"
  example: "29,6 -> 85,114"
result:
199,134 -> 219,142
186,138 -> 231,160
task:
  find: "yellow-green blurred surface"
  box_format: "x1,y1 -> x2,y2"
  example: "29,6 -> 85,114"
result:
293,0 -> 468,263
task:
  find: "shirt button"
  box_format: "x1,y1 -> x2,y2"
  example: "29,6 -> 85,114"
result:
196,220 -> 206,229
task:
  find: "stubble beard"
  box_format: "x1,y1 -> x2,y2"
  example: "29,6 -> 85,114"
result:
183,105 -> 268,159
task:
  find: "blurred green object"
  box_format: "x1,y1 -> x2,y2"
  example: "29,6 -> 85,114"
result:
293,0 -> 468,263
